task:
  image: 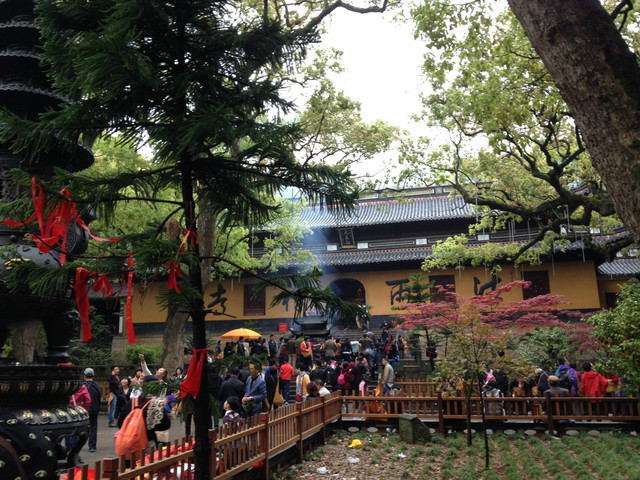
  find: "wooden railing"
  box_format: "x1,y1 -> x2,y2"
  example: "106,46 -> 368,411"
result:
64,389 -> 639,480
341,392 -> 640,435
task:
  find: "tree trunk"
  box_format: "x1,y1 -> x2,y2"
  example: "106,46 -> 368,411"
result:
180,160 -> 210,480
508,0 -> 640,243
160,202 -> 215,376
161,306 -> 189,371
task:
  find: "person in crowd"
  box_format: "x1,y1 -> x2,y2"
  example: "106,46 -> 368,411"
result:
581,362 -> 608,397
397,335 -> 406,359
252,338 -> 264,355
360,333 -> 372,366
372,345 -> 385,376
555,358 -> 579,396
547,374 -> 572,416
315,379 -> 331,396
338,361 -> 354,394
117,375 -> 173,450
381,326 -> 389,344
581,362 -> 609,415
108,365 -> 120,427
224,341 -> 235,358
234,336 -> 245,356
268,334 -> 278,361
242,361 -> 267,416
237,363 -> 251,384
67,378 -> 92,464
171,367 -> 185,382
380,356 -> 394,396
325,358 -> 338,391
264,359 -> 279,410
351,356 -> 367,393
299,336 -> 313,371
535,366 -> 551,396
207,363 -> 223,428
547,375 -> 569,396
277,337 -> 289,365
350,337 -> 361,358
139,354 -> 168,393
341,337 -> 353,362
278,358 -> 294,404
83,367 -> 102,452
306,382 -> 320,399
287,336 -> 298,367
295,363 -> 310,402
115,377 -> 133,423
132,367 -> 144,385
309,358 -> 327,384
222,396 -> 243,424
219,367 -> 246,417
482,380 -> 504,416
324,335 -> 338,360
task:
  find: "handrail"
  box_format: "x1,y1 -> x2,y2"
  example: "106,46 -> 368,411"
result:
69,390 -> 639,480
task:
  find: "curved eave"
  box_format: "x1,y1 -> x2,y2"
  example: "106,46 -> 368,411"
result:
597,258 -> 640,279
300,195 -> 474,228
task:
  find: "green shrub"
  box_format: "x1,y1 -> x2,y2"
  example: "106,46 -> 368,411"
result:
124,344 -> 162,365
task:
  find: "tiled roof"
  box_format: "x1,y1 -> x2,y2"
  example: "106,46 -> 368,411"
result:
313,246 -> 433,266
300,194 -> 474,228
597,258 -> 640,278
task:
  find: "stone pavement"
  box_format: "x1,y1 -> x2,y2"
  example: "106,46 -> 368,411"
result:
79,413 -> 192,467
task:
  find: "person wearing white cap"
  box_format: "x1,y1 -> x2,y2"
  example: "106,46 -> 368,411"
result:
83,367 -> 102,452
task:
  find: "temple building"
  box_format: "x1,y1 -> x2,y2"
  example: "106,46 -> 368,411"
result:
123,186 -> 640,343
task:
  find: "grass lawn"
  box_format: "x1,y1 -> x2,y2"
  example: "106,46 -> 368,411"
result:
273,429 -> 640,480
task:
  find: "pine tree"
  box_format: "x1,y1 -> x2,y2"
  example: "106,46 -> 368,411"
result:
0,0 -> 390,477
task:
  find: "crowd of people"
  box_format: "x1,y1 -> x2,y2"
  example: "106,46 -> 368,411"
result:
207,330 -> 401,421
440,357 -> 632,417
66,335 -> 635,469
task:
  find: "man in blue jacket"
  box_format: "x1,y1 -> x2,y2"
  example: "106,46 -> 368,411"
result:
242,361 -> 267,417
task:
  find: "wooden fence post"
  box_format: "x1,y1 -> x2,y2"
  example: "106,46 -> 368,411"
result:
320,396 -> 327,445
209,428 -> 216,479
296,402 -> 303,463
101,458 -> 119,480
437,394 -> 445,434
545,392 -> 554,435
260,412 -> 270,480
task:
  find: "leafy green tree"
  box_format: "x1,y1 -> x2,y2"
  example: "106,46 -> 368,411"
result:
516,326 -> 577,368
399,3 -> 630,271
587,279 -> 640,394
0,1 -> 391,476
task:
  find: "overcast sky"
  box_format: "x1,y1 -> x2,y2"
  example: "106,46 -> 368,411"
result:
320,8 -> 428,133
312,7 -> 434,181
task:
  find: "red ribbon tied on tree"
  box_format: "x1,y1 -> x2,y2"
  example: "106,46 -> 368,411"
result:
3,177 -> 119,264
166,229 -> 198,293
180,348 -> 208,399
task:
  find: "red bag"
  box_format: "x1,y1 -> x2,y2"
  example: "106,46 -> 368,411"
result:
115,397 -> 152,456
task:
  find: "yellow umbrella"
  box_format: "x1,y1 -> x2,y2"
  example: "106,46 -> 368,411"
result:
220,328 -> 262,339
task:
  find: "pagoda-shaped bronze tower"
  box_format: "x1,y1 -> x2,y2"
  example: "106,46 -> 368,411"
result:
0,0 -> 95,469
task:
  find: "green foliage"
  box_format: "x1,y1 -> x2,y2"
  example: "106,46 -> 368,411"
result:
68,307 -> 113,366
516,327 -> 577,368
0,249 -> 74,298
402,273 -> 434,303
124,344 -> 162,366
396,2 -> 629,269
587,280 -> 640,393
